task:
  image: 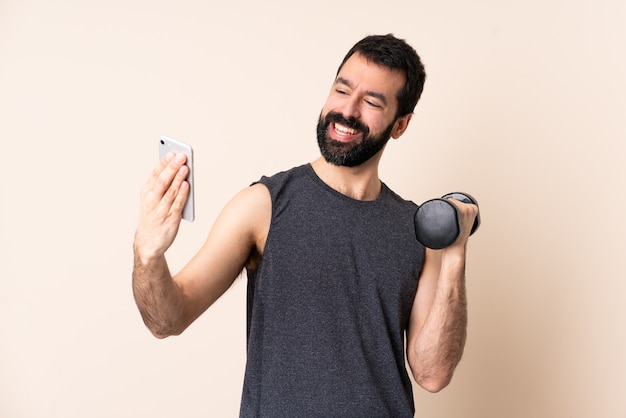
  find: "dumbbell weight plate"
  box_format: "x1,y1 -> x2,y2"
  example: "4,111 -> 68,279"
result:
414,199 -> 461,249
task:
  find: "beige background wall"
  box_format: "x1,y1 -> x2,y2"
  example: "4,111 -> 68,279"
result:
1,0 -> 624,417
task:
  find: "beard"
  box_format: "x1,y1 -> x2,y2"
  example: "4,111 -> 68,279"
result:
316,111 -> 395,167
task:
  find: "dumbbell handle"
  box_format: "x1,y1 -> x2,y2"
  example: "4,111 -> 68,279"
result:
441,192 -> 481,236
414,192 -> 481,249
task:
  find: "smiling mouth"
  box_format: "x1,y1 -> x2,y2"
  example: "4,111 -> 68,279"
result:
323,111 -> 368,143
334,123 -> 358,135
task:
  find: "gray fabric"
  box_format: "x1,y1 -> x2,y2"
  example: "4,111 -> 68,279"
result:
241,164 -> 425,417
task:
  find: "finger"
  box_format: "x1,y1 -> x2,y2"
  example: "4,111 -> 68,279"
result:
169,179 -> 190,219
456,203 -> 479,237
145,151 -> 174,187
152,153 -> 187,198
447,198 -> 478,217
141,152 -> 175,202
140,153 -> 187,219
442,199 -> 476,235
161,164 -> 189,210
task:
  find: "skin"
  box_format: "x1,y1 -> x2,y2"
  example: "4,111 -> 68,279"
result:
132,52 -> 478,393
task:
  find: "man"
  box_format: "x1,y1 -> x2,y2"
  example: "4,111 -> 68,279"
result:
133,34 -> 478,417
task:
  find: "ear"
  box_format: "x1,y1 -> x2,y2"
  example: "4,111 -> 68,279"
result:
391,114 -> 412,139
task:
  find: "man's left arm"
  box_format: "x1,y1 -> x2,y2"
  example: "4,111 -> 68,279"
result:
406,199 -> 478,392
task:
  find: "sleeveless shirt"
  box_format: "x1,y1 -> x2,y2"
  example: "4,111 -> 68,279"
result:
240,164 -> 425,417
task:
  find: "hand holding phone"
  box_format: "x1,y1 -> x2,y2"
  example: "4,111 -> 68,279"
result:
159,135 -> 195,222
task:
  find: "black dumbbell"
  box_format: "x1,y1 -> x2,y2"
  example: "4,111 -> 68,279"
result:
414,192 -> 481,249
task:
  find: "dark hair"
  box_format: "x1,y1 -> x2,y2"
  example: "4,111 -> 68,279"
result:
337,34 -> 426,118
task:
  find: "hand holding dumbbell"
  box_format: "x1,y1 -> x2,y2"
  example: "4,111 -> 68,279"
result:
414,192 -> 481,249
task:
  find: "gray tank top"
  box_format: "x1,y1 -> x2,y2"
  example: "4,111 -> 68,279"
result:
241,164 -> 425,417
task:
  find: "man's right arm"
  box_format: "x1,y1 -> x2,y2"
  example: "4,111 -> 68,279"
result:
132,252 -> 184,338
132,152 -> 270,338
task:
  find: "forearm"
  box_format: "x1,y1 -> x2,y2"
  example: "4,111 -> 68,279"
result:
132,245 -> 185,338
410,248 -> 468,392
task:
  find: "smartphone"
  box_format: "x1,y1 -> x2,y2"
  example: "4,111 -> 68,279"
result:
158,135 -> 195,222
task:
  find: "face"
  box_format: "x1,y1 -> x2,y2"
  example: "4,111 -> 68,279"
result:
317,53 -> 411,167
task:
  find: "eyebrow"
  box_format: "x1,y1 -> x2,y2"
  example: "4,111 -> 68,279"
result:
335,77 -> 388,106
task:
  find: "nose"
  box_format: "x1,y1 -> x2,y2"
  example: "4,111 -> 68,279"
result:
340,96 -> 361,120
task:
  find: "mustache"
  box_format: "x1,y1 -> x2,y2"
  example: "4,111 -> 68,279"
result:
323,111 -> 370,136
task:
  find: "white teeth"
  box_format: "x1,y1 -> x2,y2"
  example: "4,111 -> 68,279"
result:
334,123 -> 357,135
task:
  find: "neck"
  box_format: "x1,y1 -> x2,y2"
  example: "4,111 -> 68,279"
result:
310,156 -> 382,201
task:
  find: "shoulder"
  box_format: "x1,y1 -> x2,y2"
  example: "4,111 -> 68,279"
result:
251,164 -> 315,208
380,182 -> 419,214
254,164 -> 311,189
224,182 -> 271,226
205,182 -> 271,272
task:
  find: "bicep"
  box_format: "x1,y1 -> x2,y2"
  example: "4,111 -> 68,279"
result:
174,183 -> 271,327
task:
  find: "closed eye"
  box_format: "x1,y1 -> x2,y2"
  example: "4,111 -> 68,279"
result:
365,99 -> 382,108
